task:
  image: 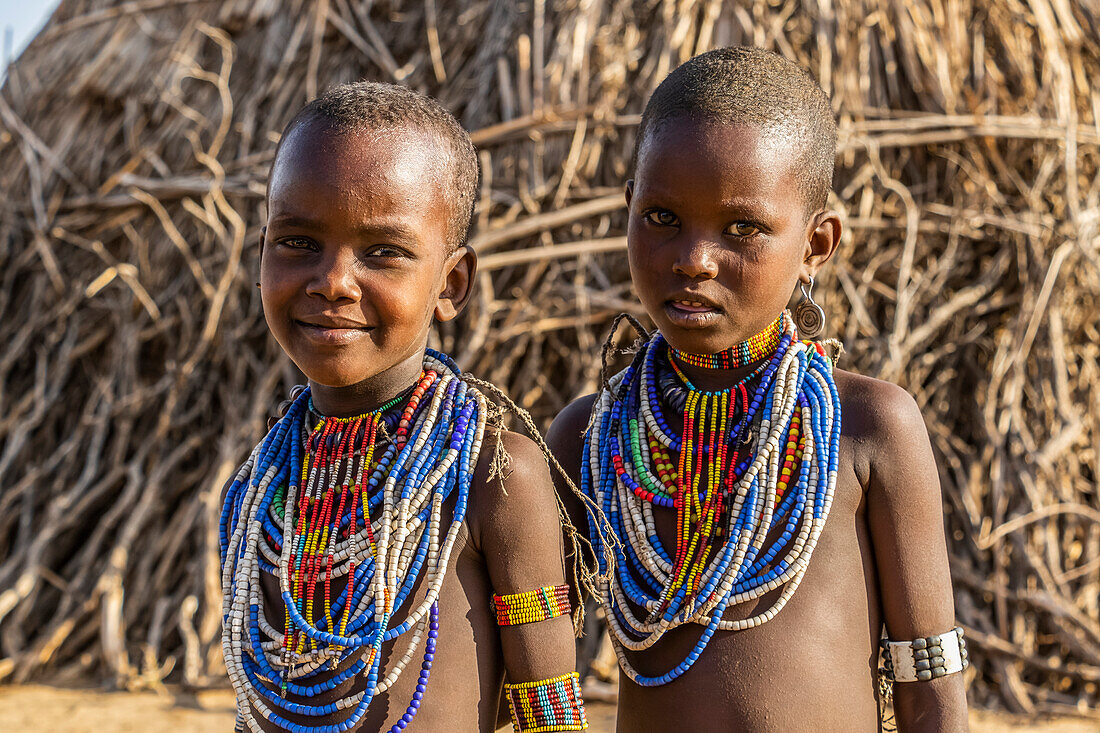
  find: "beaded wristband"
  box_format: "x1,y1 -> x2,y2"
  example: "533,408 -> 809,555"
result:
504,672 -> 588,732
880,626 -> 969,682
493,584 -> 572,626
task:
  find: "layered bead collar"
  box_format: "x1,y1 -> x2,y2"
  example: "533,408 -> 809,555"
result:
580,310 -> 842,687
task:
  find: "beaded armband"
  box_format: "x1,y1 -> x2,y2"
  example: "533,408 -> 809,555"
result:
493,584 -> 572,626
880,626 -> 969,682
504,672 -> 588,732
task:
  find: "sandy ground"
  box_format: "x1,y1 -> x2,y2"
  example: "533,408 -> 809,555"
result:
0,685 -> 1096,732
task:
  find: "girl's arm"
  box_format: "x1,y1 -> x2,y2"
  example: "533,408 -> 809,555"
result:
864,380 -> 969,732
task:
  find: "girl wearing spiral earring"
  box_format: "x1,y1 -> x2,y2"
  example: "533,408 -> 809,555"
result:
546,44 -> 968,733
794,276 -> 826,339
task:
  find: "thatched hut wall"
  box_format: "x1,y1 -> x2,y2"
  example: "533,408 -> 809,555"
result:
0,0 -> 1097,716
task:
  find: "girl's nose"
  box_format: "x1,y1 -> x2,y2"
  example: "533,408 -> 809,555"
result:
672,238 -> 719,280
306,248 -> 362,302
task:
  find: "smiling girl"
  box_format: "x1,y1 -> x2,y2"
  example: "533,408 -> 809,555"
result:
221,83 -> 588,733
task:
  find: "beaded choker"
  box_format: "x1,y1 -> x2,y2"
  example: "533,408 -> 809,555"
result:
220,350 -> 487,732
669,313 -> 785,369
581,311 -> 841,686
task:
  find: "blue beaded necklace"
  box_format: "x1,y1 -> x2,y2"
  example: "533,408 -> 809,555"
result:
581,312 -> 841,686
220,350 -> 486,732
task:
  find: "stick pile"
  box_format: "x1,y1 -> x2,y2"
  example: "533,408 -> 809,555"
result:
0,0 -> 1097,717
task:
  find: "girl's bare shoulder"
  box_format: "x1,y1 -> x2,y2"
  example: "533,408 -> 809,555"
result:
832,367 -> 933,490
833,368 -> 926,439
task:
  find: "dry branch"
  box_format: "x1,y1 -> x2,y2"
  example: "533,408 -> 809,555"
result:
0,0 -> 1097,719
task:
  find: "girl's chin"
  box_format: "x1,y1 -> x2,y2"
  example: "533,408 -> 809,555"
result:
296,360 -> 381,390
299,356 -> 421,392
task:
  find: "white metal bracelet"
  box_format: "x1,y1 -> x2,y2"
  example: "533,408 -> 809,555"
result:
880,626 -> 969,682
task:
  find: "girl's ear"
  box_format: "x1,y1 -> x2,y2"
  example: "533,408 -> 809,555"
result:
800,211 -> 842,283
434,245 -> 478,322
259,226 -> 267,263
625,179 -> 635,208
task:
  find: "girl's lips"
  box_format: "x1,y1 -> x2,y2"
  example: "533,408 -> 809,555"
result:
664,300 -> 720,327
295,321 -> 372,345
668,299 -> 716,313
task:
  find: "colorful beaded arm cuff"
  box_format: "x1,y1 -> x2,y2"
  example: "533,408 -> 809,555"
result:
880,626 -> 969,682
493,584 -> 572,626
504,672 -> 588,732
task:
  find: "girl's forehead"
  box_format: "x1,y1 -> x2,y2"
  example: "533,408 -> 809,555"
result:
266,126 -> 453,251
273,123 -> 444,191
640,120 -> 798,174
634,121 -> 803,214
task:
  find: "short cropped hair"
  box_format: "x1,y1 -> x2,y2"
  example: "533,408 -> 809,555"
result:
275,82 -> 479,250
635,47 -> 837,214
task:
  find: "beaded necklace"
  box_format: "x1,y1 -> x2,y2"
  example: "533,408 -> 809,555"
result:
582,311 -> 841,686
220,350 -> 487,732
668,313 -> 784,370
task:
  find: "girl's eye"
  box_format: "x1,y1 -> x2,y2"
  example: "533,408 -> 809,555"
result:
278,237 -> 314,250
367,245 -> 406,259
728,222 -> 761,237
644,210 -> 679,227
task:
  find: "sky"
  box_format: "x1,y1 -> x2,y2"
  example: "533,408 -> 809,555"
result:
1,0 -> 58,73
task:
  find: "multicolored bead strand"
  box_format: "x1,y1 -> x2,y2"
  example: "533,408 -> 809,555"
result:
493,584 -> 572,627
504,672 -> 588,732
220,351 -> 487,732
669,313 -> 785,369
580,310 -> 842,686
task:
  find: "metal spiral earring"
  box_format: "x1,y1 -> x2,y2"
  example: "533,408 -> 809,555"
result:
794,276 -> 825,339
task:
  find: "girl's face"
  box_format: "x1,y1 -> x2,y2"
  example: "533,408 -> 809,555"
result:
260,121 -> 473,414
626,119 -> 838,355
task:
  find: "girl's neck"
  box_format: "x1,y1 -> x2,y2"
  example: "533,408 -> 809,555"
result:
308,349 -> 427,417
672,360 -> 766,393
667,312 -> 786,392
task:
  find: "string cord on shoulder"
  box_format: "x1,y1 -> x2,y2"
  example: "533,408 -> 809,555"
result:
459,374 -> 619,633
600,313 -> 651,397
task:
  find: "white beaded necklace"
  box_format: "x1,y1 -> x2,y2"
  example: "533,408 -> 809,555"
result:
220,351 -> 487,732
581,316 -> 841,686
